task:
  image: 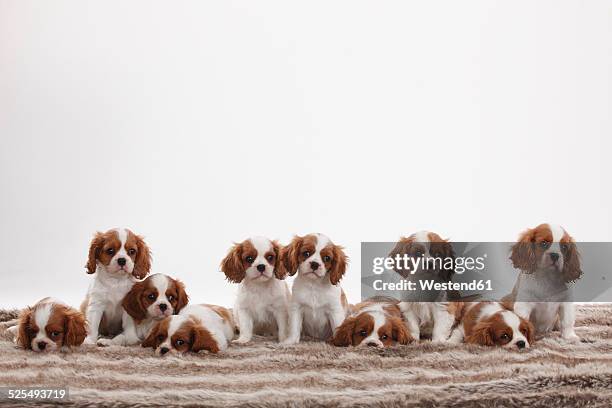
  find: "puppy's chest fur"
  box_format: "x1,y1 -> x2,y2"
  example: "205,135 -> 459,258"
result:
236,280 -> 288,328
89,271 -> 135,328
293,278 -> 344,337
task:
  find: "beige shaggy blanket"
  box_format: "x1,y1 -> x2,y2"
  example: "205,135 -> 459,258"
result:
0,305 -> 610,408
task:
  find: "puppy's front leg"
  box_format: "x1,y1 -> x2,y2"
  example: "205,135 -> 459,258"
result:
273,307 -> 289,342
84,304 -> 104,344
327,307 -> 346,336
282,303 -> 302,345
513,302 -> 532,320
233,308 -> 253,344
431,305 -> 454,342
402,311 -> 421,342
97,314 -> 139,346
448,325 -> 465,344
559,302 -> 579,342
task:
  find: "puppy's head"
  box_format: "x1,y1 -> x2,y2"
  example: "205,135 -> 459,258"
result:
281,233 -> 348,285
388,231 -> 455,281
332,307 -> 412,348
86,228 -> 151,279
221,237 -> 287,283
18,301 -> 87,352
142,315 -> 219,355
466,310 -> 534,349
122,274 -> 189,321
510,223 -> 582,282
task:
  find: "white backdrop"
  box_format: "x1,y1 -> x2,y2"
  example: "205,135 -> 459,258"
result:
1,1 -> 611,308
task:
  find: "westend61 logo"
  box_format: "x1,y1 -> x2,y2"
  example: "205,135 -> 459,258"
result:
372,253 -> 487,275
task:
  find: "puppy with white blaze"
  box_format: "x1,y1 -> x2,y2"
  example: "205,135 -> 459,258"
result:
11,297 -> 87,352
81,228 -> 151,344
96,273 -> 189,346
221,237 -> 290,343
142,304 -> 236,355
281,233 -> 349,344
505,223 -> 582,342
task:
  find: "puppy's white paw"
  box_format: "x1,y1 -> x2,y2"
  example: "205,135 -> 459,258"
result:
83,337 -> 97,345
96,338 -> 113,347
562,332 -> 580,343
281,337 -> 299,346
232,337 -> 252,345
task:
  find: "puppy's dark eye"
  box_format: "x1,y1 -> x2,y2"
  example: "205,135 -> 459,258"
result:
323,255 -> 331,262
302,251 -> 311,258
176,339 -> 185,346
148,293 -> 156,300
245,256 -> 254,264
540,241 -> 550,249
157,334 -> 165,341
128,248 -> 136,256
381,334 -> 388,340
106,248 -> 115,255
414,250 -> 423,257
500,333 -> 510,340
359,330 -> 368,337
266,254 -> 274,262
51,331 -> 60,337
561,244 -> 569,251
168,295 -> 175,302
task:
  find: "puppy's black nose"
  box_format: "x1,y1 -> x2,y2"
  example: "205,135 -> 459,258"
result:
256,264 -> 266,272
159,303 -> 168,312
367,342 -> 378,347
117,257 -> 127,266
160,347 -> 169,355
516,340 -> 526,349
38,342 -> 47,350
550,253 -> 559,263
310,261 -> 320,271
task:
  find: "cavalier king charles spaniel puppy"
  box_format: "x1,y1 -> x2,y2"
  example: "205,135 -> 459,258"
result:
11,297 -> 87,352
142,304 -> 236,355
96,273 -> 189,346
81,228 -> 151,344
506,223 -> 582,342
281,233 -> 349,344
389,231 -> 458,342
331,300 -> 412,347
221,237 -> 289,343
450,302 -> 534,349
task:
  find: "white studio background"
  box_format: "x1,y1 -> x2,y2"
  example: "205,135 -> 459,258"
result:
1,1 -> 611,308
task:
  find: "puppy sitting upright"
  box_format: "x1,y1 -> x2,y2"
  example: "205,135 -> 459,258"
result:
281,233 -> 349,344
506,223 -> 582,342
81,228 -> 151,344
97,273 -> 189,346
221,237 -> 290,343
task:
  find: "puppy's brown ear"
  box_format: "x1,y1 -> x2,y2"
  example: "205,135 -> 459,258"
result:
390,317 -> 413,345
133,234 -> 151,279
17,308 -> 34,350
281,236 -> 303,277
86,232 -> 104,274
431,239 -> 456,282
191,324 -> 219,353
272,240 -> 288,280
142,321 -> 162,349
562,238 -> 583,283
388,237 -> 413,278
329,244 -> 348,286
221,243 -> 246,283
520,318 -> 535,346
122,281 -> 147,321
466,321 -> 494,346
510,229 -> 538,273
63,308 -> 87,347
174,279 -> 189,313
331,316 -> 356,347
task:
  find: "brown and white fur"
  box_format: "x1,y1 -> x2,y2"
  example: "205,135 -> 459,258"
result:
97,273 -> 189,346
450,302 -> 534,349
221,237 -> 290,343
142,304 -> 235,355
506,223 -> 582,342
11,297 -> 87,352
281,233 -> 349,344
81,228 -> 151,344
331,301 -> 412,347
390,231 -> 457,342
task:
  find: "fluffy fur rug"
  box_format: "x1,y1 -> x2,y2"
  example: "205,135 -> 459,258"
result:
0,305 -> 610,408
